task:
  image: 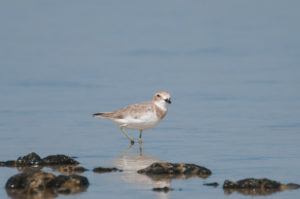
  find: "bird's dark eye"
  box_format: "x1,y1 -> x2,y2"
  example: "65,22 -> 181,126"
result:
156,94 -> 161,98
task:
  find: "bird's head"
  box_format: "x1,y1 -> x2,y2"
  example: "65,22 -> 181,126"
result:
153,91 -> 171,110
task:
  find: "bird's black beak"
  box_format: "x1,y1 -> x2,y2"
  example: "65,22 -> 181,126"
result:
165,98 -> 171,104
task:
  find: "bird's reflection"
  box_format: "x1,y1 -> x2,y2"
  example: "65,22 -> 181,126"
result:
114,145 -> 171,199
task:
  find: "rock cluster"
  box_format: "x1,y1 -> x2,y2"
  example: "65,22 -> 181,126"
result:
1,152 -> 79,167
6,170 -> 89,198
0,152 -> 86,174
1,152 -> 89,198
2,153 -> 300,197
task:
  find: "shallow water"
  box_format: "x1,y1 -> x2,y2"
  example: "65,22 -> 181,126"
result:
1,1 -> 300,198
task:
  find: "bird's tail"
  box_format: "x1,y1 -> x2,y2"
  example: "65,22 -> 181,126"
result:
93,112 -> 112,118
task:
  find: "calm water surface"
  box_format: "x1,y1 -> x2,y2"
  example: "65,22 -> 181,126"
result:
0,1 -> 300,198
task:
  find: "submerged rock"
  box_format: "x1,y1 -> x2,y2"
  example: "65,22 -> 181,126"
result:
137,162 -> 211,179
6,170 -> 89,198
223,178 -> 300,196
93,167 -> 123,173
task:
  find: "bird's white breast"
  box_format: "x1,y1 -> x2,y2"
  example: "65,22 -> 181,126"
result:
113,111 -> 161,130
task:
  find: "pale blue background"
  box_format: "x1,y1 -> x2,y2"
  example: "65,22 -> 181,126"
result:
0,1 -> 300,198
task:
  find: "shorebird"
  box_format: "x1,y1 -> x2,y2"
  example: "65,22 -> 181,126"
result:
93,91 -> 171,145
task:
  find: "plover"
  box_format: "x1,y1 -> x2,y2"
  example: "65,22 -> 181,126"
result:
93,91 -> 171,145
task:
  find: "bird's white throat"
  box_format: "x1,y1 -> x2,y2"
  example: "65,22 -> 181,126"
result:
154,100 -> 168,111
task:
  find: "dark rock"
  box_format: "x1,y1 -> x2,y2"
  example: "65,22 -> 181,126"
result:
43,155 -> 79,165
152,186 -> 174,192
93,167 -> 123,173
223,178 -> 300,196
6,171 -> 56,193
16,152 -> 44,166
6,171 -> 89,197
138,162 -> 211,179
204,182 -> 219,187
